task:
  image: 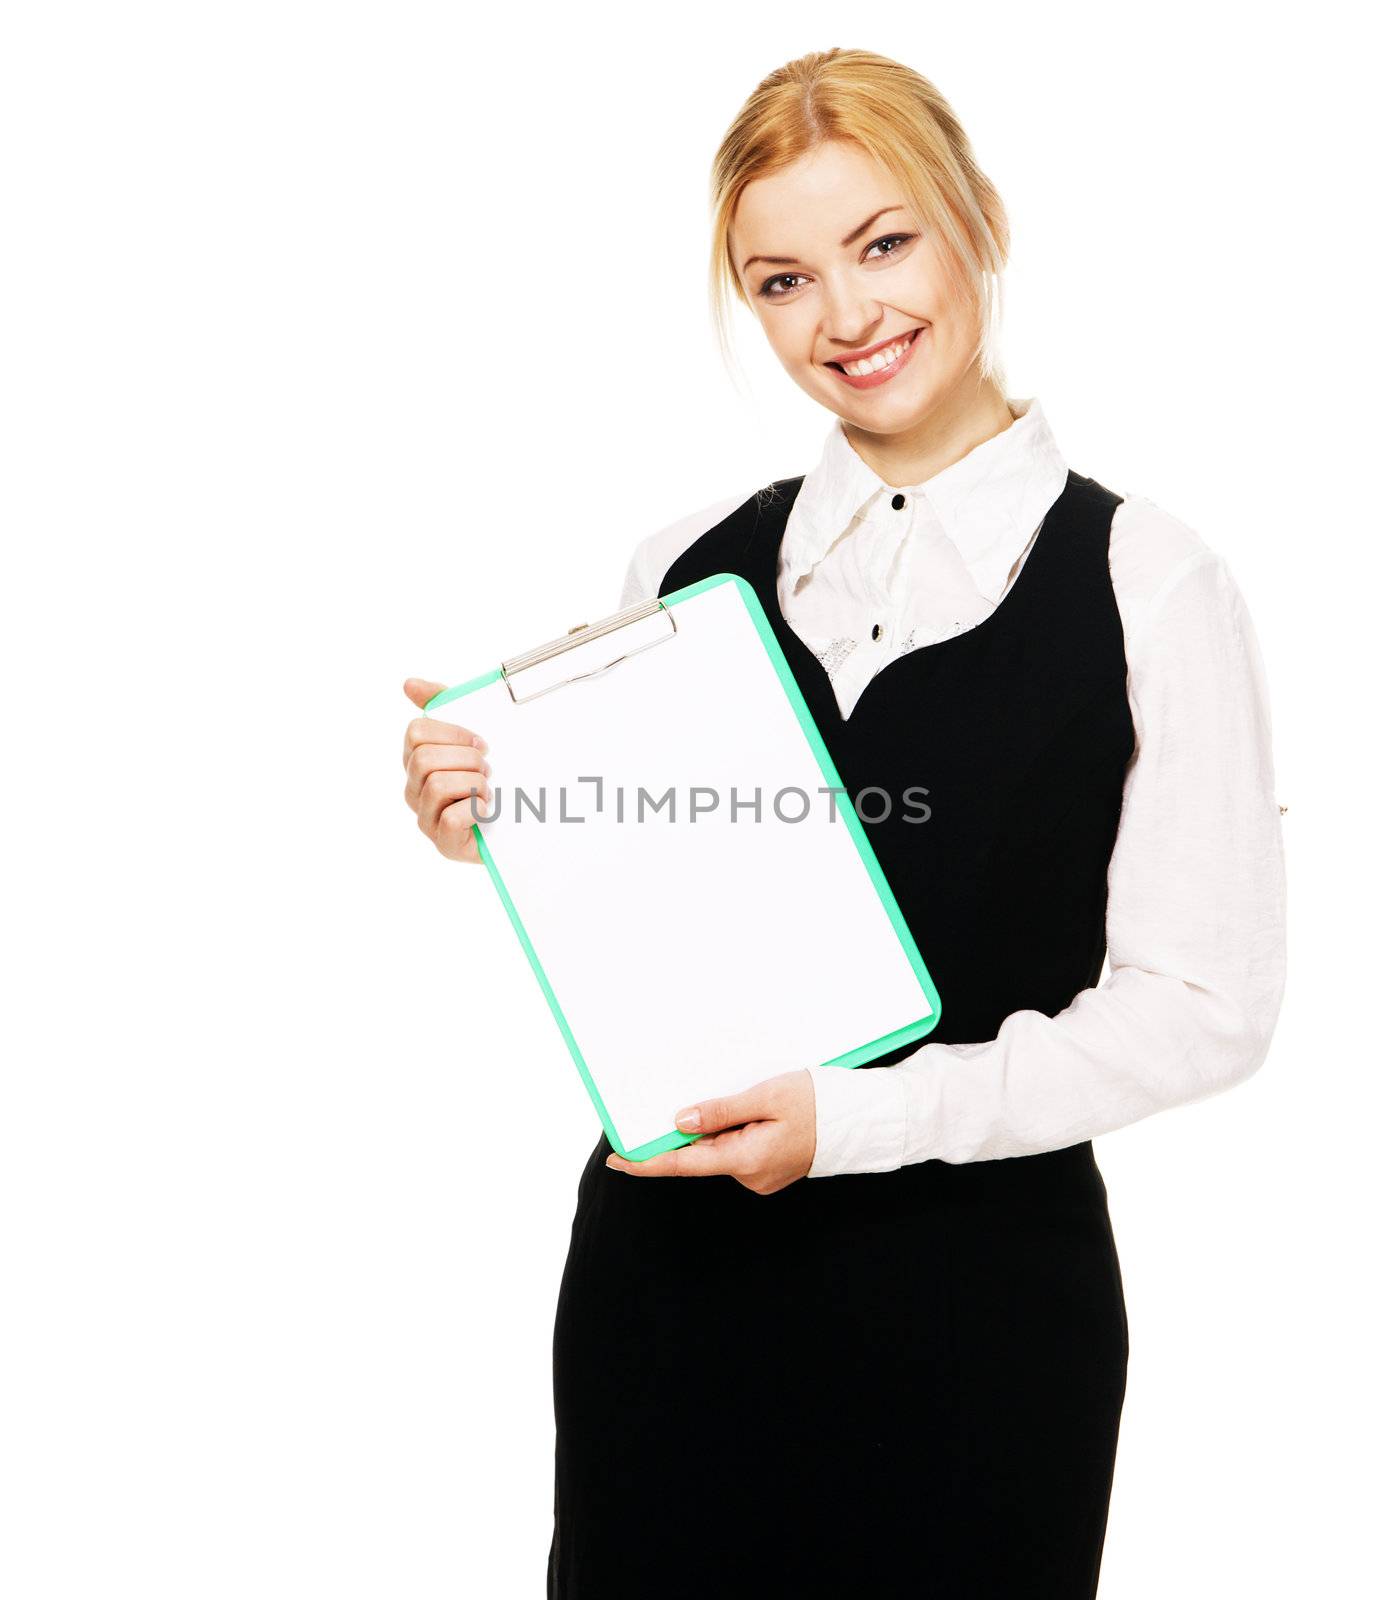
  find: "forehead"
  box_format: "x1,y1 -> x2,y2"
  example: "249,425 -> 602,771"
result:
731,141 -> 908,255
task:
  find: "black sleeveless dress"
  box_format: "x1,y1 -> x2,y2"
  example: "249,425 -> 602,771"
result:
548,471 -> 1133,1598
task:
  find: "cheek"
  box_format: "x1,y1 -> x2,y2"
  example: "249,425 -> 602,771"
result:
902,256 -> 959,332
936,307 -> 980,364
921,275 -> 974,339
760,308 -> 816,372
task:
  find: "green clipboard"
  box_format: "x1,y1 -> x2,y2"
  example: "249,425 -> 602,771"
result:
424,571 -> 941,1161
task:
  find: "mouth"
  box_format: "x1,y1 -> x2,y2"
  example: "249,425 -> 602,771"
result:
824,327 -> 924,391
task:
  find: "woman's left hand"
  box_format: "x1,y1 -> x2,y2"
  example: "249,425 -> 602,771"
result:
605,1069 -> 816,1194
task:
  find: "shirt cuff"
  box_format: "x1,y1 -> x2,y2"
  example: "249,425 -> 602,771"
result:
805,1063 -> 910,1178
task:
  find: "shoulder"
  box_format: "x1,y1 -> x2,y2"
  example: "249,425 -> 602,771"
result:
1104,490 -> 1269,694
618,489 -> 752,608
1108,491 -> 1223,601
1105,489 -> 1249,642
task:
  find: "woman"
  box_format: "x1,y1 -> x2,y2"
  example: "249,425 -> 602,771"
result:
401,49 -> 1286,1598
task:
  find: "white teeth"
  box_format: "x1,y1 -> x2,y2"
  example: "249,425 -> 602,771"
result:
843,335 -> 912,377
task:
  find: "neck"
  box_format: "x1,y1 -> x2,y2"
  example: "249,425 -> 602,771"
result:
841,372 -> 1015,489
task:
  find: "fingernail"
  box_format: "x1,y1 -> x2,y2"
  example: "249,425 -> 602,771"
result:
675,1109 -> 700,1131
605,1156 -> 620,1170
473,736 -> 487,751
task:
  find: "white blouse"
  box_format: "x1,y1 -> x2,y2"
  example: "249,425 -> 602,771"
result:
619,398 -> 1288,1178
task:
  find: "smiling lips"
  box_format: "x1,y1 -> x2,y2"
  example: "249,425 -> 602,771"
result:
826,327 -> 923,390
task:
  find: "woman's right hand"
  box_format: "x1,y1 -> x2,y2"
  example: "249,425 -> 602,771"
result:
401,678 -> 491,865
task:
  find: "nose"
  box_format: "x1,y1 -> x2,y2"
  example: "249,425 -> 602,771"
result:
820,277 -> 883,357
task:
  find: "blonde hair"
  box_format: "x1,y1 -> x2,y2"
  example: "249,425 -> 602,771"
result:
709,48 -> 1010,391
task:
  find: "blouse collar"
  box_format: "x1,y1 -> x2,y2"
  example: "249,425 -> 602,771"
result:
783,396 -> 1069,603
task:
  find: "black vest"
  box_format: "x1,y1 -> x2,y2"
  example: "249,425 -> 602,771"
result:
659,471 -> 1135,1061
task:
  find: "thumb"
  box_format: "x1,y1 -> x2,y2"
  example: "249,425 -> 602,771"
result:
403,676 -> 448,710
674,1080 -> 777,1135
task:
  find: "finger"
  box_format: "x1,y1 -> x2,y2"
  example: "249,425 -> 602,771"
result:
417,769 -> 491,831
402,712 -> 488,771
407,768 -> 489,832
434,799 -> 483,863
673,1078 -> 782,1136
404,741 -> 490,807
606,1127 -> 751,1178
403,677 -> 448,709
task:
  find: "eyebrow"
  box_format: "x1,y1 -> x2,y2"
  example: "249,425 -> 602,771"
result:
741,206 -> 908,274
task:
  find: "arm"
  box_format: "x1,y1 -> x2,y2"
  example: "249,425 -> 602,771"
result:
805,545 -> 1289,1176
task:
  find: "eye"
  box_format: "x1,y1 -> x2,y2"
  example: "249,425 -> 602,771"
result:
756,234 -> 918,301
866,233 -> 916,263
758,272 -> 810,302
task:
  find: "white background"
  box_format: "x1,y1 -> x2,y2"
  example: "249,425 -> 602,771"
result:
2,3 -> 1387,1595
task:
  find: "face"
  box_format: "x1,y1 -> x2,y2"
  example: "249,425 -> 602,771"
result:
730,140 -> 982,435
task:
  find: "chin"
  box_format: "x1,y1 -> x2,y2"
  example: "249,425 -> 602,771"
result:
847,385 -> 934,423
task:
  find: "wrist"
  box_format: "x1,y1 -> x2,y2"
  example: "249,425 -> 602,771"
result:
805,1062 -> 908,1178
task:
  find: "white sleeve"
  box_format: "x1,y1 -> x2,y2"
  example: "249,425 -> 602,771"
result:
804,543 -> 1289,1177
618,492 -> 749,609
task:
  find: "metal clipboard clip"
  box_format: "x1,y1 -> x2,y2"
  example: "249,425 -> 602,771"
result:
500,598 -> 678,705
